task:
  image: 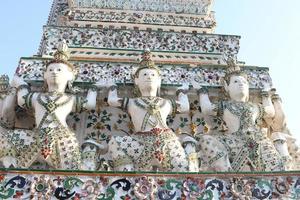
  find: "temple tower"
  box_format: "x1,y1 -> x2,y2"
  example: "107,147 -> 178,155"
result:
0,1 -> 298,199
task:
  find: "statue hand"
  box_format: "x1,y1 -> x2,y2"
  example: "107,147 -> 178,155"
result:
95,80 -> 117,89
178,82 -> 189,91
11,74 -> 26,88
191,77 -> 202,90
1,156 -> 17,168
270,88 -> 276,96
262,81 -> 272,92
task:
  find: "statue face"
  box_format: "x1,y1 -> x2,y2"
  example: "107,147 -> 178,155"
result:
44,63 -> 74,89
134,68 -> 161,95
226,75 -> 249,100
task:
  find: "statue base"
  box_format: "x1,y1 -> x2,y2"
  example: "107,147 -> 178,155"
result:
0,169 -> 300,199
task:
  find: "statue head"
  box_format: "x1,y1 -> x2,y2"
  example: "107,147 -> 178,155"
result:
44,41 -> 75,92
223,58 -> 249,102
133,50 -> 161,97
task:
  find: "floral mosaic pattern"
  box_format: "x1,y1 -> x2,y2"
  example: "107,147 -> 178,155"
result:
0,171 -> 300,199
47,0 -> 69,26
40,26 -> 240,59
74,0 -> 213,15
71,9 -> 216,29
17,58 -> 271,88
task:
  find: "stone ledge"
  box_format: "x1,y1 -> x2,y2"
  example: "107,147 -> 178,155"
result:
0,169 -> 299,199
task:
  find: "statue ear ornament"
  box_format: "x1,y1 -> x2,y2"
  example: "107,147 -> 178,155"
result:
157,85 -> 161,97
220,85 -> 229,101
67,80 -> 73,90
133,83 -> 142,97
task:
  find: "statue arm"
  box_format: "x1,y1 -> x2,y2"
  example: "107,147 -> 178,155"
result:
107,85 -> 123,108
175,88 -> 190,113
198,87 -> 216,116
12,75 -> 35,110
261,90 -> 275,119
270,92 -> 286,131
83,87 -> 98,110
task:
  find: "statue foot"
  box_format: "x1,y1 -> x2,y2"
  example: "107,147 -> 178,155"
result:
115,164 -> 134,171
81,160 -> 97,171
1,156 -> 17,168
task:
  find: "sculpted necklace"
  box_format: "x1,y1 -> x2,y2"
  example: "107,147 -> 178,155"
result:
134,97 -> 167,130
37,93 -> 72,129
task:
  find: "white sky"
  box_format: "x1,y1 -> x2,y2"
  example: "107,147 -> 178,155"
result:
0,0 -> 299,141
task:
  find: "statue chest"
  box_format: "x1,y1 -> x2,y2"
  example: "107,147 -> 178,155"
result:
128,97 -> 171,131
222,101 -> 259,133
34,94 -> 74,128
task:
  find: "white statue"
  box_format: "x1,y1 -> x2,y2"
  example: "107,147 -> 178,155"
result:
13,42 -> 98,170
107,50 -> 195,172
194,59 -> 285,172
0,75 -> 18,167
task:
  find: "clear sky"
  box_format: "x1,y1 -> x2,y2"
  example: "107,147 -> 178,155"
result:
0,0 -> 299,140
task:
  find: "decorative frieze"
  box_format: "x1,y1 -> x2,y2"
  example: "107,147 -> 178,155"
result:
40,26 -> 240,59
17,58 -> 271,88
75,0 -> 213,15
0,170 -> 299,199
71,9 -> 216,29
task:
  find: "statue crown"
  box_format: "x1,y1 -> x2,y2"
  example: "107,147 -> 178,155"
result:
224,57 -> 247,84
134,49 -> 161,78
53,40 -> 70,62
47,40 -> 74,70
0,75 -> 9,92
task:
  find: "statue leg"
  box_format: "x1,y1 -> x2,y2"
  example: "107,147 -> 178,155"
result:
81,141 -> 108,171
259,139 -> 285,171
198,135 -> 231,171
168,139 -> 189,172
271,132 -> 293,169
108,136 -> 137,171
0,139 -> 16,168
55,134 -> 81,170
0,129 -> 17,167
183,142 -> 199,172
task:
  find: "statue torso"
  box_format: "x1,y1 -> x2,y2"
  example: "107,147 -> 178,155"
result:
127,97 -> 173,132
32,93 -> 75,129
221,101 -> 262,135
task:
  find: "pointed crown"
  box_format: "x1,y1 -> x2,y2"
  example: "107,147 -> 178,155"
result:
0,75 -> 9,92
134,49 -> 161,78
46,40 -> 74,70
224,57 -> 247,84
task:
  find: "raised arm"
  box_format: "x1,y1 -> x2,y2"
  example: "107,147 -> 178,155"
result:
83,87 -> 98,110
191,79 -> 215,115
198,87 -> 216,115
12,75 -> 32,109
261,89 -> 275,119
107,85 -> 123,107
270,90 -> 286,131
175,83 -> 190,113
